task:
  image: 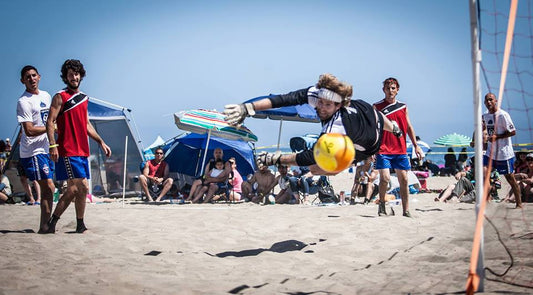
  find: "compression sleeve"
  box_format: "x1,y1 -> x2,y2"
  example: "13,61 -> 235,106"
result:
269,87 -> 312,108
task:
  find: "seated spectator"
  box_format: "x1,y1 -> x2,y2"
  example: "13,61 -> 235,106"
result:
434,170 -> 476,203
16,161 -> 40,205
227,157 -> 243,202
503,152 -> 533,203
4,138 -> 12,157
269,164 -> 298,204
0,139 -> 6,172
289,166 -> 312,204
351,156 -> 376,201
441,147 -> 458,176
191,159 -> 227,203
457,147 -> 469,171
514,149 -> 529,174
241,163 -> 276,203
186,148 -> 230,201
0,170 -> 12,204
436,156 -> 500,203
421,159 -> 440,176
139,147 -> 173,202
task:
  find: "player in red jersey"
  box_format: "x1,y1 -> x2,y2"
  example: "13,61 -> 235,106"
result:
44,59 -> 111,233
373,77 -> 422,217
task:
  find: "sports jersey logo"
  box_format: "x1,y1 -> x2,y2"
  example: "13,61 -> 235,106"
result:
43,164 -> 49,174
40,109 -> 49,124
40,101 -> 46,108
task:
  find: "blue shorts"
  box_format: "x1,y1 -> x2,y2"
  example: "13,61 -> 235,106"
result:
56,156 -> 90,181
19,154 -> 55,181
375,154 -> 411,170
483,155 -> 514,175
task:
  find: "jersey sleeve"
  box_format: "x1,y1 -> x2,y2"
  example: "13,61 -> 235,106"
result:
16,99 -> 33,123
503,112 -> 516,132
269,87 -> 313,108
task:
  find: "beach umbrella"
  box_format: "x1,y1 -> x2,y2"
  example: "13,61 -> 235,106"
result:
174,109 -> 257,175
433,133 -> 472,146
165,132 -> 256,178
244,95 -> 320,150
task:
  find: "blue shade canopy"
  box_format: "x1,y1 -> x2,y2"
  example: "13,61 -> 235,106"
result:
244,95 -> 320,123
164,133 -> 256,178
433,133 -> 472,146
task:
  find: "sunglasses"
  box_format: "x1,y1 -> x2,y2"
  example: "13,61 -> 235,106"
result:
155,152 -> 164,155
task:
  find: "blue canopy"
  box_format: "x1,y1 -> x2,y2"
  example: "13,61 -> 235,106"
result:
164,133 -> 256,178
88,100 -> 125,119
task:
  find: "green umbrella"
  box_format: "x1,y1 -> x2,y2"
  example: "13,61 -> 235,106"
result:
433,133 -> 472,146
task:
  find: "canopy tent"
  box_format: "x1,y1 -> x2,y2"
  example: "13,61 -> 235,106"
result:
164,132 -> 256,180
6,98 -> 143,196
88,98 -> 144,195
143,135 -> 166,160
244,95 -> 320,150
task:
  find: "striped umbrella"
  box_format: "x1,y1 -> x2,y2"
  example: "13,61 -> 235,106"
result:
174,109 -> 258,175
433,133 -> 472,146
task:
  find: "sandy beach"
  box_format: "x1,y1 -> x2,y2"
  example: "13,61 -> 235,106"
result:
1,173 -> 532,294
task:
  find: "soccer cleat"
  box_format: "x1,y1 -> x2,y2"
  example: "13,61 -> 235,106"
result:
378,201 -> 387,216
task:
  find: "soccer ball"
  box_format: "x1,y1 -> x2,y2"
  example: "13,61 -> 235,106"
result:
313,133 -> 355,174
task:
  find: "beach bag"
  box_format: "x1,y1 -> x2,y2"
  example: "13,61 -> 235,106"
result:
318,186 -> 338,203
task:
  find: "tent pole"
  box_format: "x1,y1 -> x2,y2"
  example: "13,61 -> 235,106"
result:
199,130 -> 212,176
276,119 -> 283,151
122,136 -> 128,208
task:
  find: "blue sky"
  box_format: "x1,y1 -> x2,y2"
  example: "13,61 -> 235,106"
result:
1,0 -> 530,149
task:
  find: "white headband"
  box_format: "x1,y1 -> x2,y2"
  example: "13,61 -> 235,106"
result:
317,88 -> 343,103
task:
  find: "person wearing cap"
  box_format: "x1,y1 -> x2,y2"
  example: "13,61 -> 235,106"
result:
224,73 -> 402,175
373,77 -> 423,218
16,65 -> 56,232
474,92 -> 522,208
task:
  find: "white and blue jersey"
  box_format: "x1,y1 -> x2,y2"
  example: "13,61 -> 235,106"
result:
16,90 -> 51,158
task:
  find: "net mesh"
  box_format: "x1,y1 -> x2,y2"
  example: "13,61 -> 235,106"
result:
473,0 -> 533,291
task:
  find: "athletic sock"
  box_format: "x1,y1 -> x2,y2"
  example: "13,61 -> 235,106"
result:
76,218 -> 87,233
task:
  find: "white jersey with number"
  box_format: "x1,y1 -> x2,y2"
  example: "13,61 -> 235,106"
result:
482,109 -> 516,161
16,90 -> 51,158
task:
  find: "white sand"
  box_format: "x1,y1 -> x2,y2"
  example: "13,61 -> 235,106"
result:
1,172 -> 531,294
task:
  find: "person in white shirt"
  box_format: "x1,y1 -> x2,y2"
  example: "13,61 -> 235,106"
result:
16,65 -> 56,232
481,92 -> 521,208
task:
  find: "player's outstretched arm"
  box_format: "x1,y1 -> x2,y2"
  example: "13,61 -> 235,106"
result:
223,98 -> 273,126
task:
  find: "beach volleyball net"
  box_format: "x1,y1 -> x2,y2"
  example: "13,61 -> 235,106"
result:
466,0 -> 533,293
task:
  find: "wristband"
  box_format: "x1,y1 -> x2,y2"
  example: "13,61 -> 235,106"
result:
49,144 -> 59,148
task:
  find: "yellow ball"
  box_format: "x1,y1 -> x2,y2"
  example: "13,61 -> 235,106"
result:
313,133 -> 355,174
